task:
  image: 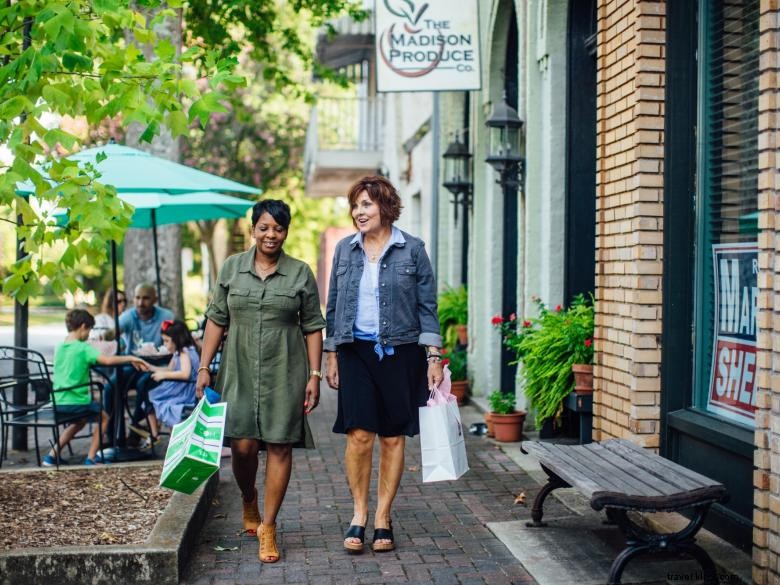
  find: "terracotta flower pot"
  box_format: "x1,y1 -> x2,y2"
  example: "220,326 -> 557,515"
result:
455,324 -> 468,346
491,411 -> 526,442
572,363 -> 594,394
450,380 -> 469,405
484,412 -> 494,437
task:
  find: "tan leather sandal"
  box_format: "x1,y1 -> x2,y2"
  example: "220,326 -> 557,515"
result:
258,522 -> 280,563
242,488 -> 261,536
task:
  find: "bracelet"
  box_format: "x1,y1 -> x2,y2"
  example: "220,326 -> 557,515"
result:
427,355 -> 442,363
197,366 -> 211,374
426,350 -> 442,359
310,369 -> 323,379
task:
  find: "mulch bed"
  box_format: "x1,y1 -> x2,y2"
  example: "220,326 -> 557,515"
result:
0,465 -> 171,550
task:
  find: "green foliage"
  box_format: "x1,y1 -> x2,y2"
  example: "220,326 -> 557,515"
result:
185,0 -> 368,100
2,0 -> 364,303
438,284 -> 467,328
0,0 -> 244,303
492,295 -> 594,428
443,346 -> 467,382
487,390 -> 516,415
181,58 -> 353,271
438,284 -> 467,349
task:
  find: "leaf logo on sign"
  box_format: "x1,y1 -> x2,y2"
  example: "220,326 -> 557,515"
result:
384,0 -> 429,32
379,0 -> 445,78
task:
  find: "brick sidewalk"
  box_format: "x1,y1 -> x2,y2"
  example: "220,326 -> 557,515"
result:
182,383 -> 563,585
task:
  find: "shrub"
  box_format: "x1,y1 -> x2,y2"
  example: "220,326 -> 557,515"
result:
487,390 -> 516,415
492,294 -> 594,428
438,285 -> 467,348
443,346 -> 467,381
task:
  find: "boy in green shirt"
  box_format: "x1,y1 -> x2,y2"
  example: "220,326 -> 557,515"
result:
44,309 -> 149,466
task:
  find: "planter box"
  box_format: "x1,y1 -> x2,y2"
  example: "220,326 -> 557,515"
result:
0,468 -> 218,585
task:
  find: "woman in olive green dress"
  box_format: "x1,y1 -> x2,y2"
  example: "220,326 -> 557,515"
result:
196,199 -> 325,564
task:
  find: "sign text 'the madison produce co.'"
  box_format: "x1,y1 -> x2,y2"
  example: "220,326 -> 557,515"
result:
376,0 -> 482,92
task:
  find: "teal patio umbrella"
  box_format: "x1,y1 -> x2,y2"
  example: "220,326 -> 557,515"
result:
21,142 -> 261,301
117,191 -> 255,299
58,190 -> 255,303
19,143 -> 259,195
120,191 -> 255,227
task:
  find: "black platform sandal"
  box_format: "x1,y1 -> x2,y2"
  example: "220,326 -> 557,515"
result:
343,525 -> 366,553
372,521 -> 395,552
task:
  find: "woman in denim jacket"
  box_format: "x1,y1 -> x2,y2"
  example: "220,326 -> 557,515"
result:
325,176 -> 443,553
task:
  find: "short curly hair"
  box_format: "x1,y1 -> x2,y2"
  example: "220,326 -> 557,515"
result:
346,176 -> 403,227
252,199 -> 291,229
65,309 -> 95,332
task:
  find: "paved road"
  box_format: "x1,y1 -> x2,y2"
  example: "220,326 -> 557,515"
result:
0,325 -> 65,362
182,385 -> 559,585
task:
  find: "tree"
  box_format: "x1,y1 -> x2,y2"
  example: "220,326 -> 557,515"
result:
182,58 -> 351,288
123,7 -> 185,317
185,0 -> 366,100
1,0 -> 242,304
1,0 -> 365,305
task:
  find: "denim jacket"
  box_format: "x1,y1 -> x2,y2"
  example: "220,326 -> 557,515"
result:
324,229 -> 442,351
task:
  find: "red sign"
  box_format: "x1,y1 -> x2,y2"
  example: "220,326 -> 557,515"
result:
706,243 -> 757,426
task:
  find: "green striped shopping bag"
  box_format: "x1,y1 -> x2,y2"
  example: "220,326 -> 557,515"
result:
159,396 -> 226,494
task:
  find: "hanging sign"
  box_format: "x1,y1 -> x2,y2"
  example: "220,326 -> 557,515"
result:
375,0 -> 482,92
706,242 -> 758,426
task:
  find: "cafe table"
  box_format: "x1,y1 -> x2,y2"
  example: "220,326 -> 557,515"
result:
90,348 -> 172,462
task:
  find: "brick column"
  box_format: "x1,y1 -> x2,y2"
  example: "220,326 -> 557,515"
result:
593,0 -> 666,448
753,2 -> 780,582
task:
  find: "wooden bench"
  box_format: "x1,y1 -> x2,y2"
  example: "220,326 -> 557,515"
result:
521,438 -> 728,585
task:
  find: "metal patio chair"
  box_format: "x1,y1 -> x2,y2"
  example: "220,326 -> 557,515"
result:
0,346 -> 106,469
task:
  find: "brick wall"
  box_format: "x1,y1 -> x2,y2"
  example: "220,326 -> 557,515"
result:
593,0 -> 666,448
753,1 -> 779,582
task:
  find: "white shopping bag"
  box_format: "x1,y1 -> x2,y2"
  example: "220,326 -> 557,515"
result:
419,365 -> 469,483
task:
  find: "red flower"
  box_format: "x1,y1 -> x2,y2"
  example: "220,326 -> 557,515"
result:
509,313 -> 517,321
523,320 -> 531,328
491,314 -> 504,325
442,358 -> 450,366
584,338 -> 593,347
555,304 -> 562,312
441,347 -> 449,355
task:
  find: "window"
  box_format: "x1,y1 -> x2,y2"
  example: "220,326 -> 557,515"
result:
692,0 -> 760,427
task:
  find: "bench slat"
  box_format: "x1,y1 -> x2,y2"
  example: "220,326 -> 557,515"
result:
599,440 -> 706,492
601,440 -> 722,489
584,442 -> 683,496
538,442 -> 678,497
522,439 -> 727,512
524,442 -> 626,498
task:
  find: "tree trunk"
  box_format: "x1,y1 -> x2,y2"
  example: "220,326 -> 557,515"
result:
197,220 -> 219,289
123,9 -> 185,318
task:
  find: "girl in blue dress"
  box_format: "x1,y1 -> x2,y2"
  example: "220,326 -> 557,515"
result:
137,319 -> 199,445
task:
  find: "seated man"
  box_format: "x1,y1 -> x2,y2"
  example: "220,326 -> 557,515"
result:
102,283 -> 175,441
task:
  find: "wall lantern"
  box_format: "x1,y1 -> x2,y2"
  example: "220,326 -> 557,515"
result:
442,131 -> 473,224
484,92 -> 524,189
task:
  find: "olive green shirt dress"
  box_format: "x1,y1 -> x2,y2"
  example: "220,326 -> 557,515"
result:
205,247 -> 325,447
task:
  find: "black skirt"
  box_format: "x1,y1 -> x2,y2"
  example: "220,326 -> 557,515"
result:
332,340 -> 428,437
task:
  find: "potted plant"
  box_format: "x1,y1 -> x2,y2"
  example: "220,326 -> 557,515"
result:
487,390 -> 525,442
571,326 -> 594,395
443,346 -> 468,405
492,294 -> 594,430
438,285 -> 468,346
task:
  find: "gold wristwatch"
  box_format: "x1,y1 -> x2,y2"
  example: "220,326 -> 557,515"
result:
310,369 -> 323,379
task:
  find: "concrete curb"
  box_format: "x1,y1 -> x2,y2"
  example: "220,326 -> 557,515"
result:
0,468 -> 218,585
